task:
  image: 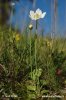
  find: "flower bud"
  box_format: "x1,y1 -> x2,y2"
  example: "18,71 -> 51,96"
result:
29,24 -> 33,30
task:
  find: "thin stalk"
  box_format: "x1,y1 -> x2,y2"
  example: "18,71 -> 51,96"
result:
36,20 -> 38,30
35,20 -> 40,96
35,20 -> 38,73
9,7 -> 13,31
30,30 -> 32,78
35,38 -> 37,71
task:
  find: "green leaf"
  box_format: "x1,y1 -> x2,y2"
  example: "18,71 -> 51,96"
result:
27,85 -> 36,91
41,90 -> 49,94
30,68 -> 42,80
40,80 -> 48,85
28,92 -> 36,99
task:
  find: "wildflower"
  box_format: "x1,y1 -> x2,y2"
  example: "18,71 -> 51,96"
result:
47,41 -> 52,47
29,24 -> 33,30
15,34 -> 20,41
47,41 -> 50,47
64,80 -> 66,84
29,8 -> 46,20
56,68 -> 62,75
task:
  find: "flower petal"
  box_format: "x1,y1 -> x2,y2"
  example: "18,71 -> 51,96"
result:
29,11 -> 35,20
30,11 -> 35,16
41,12 -> 46,18
36,8 -> 42,15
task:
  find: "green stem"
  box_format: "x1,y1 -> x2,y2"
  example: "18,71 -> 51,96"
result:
30,30 -> 32,78
35,20 -> 38,73
9,6 -> 14,31
35,38 -> 37,72
36,20 -> 38,30
35,20 -> 39,94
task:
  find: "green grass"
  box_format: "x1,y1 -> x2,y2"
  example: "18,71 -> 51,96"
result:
0,27 -> 66,99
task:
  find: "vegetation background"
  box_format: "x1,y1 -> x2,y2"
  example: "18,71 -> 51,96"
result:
0,0 -> 66,100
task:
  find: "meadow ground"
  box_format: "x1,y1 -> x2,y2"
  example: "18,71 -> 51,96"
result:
0,27 -> 66,100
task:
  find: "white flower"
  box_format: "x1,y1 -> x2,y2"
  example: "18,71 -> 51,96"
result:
29,8 -> 46,20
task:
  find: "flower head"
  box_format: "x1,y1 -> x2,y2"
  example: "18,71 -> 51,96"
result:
29,8 -> 46,20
